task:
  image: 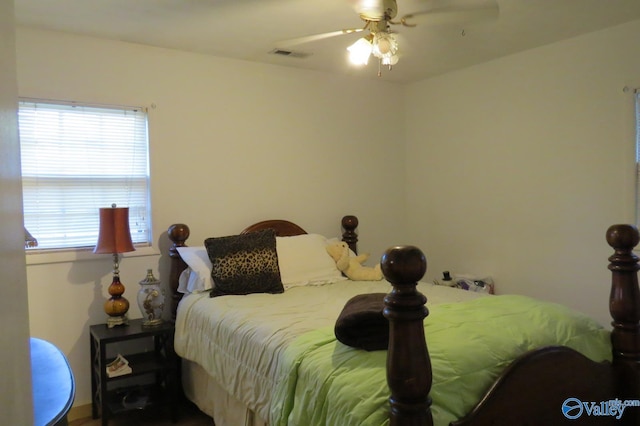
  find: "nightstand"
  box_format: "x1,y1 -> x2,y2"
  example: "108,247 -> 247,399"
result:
90,319 -> 178,426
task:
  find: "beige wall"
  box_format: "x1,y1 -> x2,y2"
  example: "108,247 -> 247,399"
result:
16,27 -> 407,407
405,19 -> 640,326
0,0 -> 33,422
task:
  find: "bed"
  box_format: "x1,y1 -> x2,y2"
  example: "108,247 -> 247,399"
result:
167,216 -> 640,426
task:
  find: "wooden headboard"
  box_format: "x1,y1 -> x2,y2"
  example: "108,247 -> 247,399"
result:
240,219 -> 307,236
167,215 -> 359,320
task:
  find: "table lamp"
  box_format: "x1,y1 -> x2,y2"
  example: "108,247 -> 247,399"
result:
94,204 -> 135,327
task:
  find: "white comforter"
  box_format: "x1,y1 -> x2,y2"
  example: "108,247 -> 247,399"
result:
174,281 -> 482,421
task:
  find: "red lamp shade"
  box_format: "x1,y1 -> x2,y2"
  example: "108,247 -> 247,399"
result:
93,206 -> 135,254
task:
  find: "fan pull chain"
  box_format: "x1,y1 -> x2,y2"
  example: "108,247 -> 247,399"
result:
377,58 -> 393,78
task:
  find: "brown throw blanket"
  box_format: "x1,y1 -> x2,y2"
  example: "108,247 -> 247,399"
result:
334,293 -> 389,351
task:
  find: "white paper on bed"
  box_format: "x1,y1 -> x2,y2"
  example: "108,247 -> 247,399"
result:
174,281 -> 484,422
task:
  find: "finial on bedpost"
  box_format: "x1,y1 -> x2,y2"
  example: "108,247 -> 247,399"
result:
168,223 -> 190,322
606,224 -> 640,411
341,215 -> 358,254
381,245 -> 433,426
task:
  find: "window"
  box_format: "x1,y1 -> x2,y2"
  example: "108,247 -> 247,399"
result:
19,100 -> 151,250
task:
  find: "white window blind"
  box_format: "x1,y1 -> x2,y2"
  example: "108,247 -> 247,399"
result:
19,100 -> 151,250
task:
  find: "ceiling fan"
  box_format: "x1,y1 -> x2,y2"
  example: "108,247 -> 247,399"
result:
276,0 -> 499,76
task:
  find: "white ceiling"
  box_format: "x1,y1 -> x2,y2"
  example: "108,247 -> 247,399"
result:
13,0 -> 640,84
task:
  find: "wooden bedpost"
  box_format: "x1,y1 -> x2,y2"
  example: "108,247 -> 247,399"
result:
168,223 -> 190,322
341,215 -> 358,254
606,224 -> 640,424
381,245 -> 432,426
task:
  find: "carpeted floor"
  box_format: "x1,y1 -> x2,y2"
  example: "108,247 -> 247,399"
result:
69,400 -> 213,426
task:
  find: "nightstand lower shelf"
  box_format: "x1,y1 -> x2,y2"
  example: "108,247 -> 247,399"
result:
90,319 -> 178,426
107,385 -> 162,414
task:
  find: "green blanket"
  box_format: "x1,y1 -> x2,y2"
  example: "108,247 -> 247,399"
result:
269,295 -> 611,426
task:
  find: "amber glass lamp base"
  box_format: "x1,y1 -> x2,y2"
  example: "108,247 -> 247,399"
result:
105,274 -> 130,328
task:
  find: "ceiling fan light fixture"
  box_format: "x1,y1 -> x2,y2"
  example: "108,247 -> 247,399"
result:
372,31 -> 398,59
347,36 -> 373,65
382,54 -> 399,66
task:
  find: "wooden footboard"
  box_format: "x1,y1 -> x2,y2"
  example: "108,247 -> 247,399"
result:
377,224 -> 640,425
381,245 -> 432,426
606,224 -> 640,425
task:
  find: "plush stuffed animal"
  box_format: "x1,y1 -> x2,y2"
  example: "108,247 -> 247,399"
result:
326,241 -> 383,281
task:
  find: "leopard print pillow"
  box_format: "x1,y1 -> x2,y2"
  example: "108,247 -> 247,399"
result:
205,228 -> 284,297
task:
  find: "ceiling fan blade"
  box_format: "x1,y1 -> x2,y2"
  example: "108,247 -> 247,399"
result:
401,0 -> 499,27
276,28 -> 364,48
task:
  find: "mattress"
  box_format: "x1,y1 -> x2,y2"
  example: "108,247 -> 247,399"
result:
174,281 -> 611,426
175,281 -> 483,421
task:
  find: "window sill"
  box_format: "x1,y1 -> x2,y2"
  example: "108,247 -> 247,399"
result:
25,246 -> 160,266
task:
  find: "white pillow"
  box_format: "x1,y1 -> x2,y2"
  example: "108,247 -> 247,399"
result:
276,233 -> 346,289
176,246 -> 214,293
175,234 -> 347,293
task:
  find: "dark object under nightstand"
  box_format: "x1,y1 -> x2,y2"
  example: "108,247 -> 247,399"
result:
90,319 -> 178,426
